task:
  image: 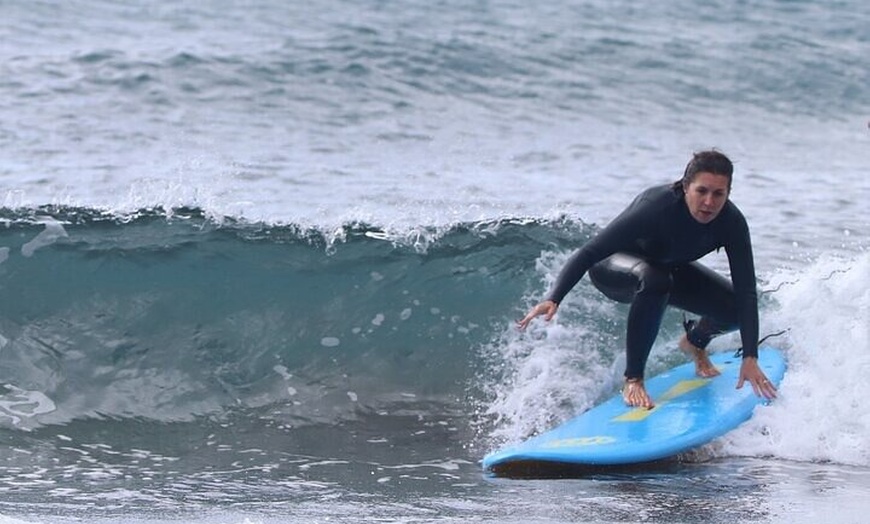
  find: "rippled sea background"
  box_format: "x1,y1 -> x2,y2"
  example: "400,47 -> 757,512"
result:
1,1 -> 868,522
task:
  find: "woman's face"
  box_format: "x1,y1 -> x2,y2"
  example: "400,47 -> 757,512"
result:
683,172 -> 730,224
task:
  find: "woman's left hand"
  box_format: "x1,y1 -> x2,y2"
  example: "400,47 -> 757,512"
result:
736,357 -> 778,400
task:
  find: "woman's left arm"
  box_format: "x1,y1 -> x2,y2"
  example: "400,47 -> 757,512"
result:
725,208 -> 760,358
725,207 -> 775,398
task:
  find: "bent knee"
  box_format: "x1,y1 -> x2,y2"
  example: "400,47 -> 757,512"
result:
633,262 -> 672,295
589,254 -> 672,302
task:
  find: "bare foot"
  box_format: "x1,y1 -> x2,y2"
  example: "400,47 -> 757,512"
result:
679,335 -> 721,378
623,378 -> 654,409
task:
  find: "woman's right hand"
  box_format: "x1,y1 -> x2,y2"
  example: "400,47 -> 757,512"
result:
516,300 -> 559,330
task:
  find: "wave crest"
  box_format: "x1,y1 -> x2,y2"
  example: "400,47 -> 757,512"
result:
0,206 -> 593,429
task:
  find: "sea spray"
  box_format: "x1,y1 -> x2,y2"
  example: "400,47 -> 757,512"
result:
721,252 -> 870,467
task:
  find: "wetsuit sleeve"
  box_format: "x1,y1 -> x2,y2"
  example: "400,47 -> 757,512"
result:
725,211 -> 760,358
546,195 -> 651,304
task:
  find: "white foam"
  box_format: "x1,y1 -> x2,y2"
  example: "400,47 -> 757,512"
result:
0,515 -> 44,524
483,251 -> 619,445
320,337 -> 340,348
20,219 -> 68,257
721,252 -> 870,466
0,385 -> 58,429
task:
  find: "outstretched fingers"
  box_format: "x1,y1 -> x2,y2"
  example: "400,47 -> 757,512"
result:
516,300 -> 558,330
737,357 -> 778,400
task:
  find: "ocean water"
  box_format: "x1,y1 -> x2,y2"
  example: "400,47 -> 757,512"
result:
0,0 -> 868,522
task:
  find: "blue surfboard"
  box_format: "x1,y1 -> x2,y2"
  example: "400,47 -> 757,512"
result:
483,346 -> 786,478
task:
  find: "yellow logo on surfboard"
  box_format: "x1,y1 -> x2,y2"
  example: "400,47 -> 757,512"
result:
539,376 -> 720,447
612,377 -> 711,422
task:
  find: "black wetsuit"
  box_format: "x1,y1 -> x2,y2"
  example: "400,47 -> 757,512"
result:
546,183 -> 759,379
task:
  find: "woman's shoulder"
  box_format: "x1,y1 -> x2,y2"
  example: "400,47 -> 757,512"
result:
716,200 -> 751,243
631,183 -> 676,202
721,200 -> 748,225
630,183 -> 682,211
